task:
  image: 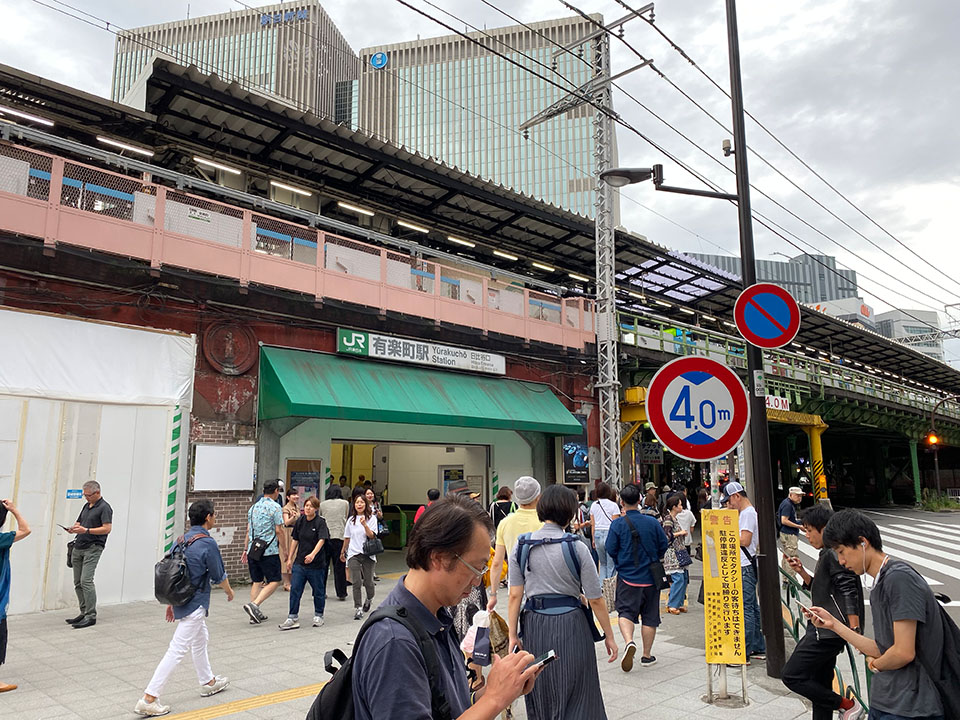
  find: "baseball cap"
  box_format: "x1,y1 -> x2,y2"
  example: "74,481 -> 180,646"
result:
788,486 -> 803,495
720,481 -> 745,504
513,476 -> 542,504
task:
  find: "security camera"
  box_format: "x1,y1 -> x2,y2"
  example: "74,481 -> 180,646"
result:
722,139 -> 733,157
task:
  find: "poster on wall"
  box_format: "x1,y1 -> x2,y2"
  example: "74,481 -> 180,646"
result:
441,465 -> 466,495
558,414 -> 589,485
286,458 -> 323,508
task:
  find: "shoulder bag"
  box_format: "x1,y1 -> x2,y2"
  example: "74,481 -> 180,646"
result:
624,514 -> 670,591
248,506 -> 276,563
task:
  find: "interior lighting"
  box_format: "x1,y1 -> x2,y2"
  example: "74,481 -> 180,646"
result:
627,291 -> 643,299
270,180 -> 312,197
701,314 -> 717,322
194,156 -> 241,175
679,308 -> 695,315
0,105 -> 54,127
337,201 -> 374,217
568,273 -> 590,282
96,136 -> 154,157
723,320 -> 737,328
397,220 -> 429,234
654,299 -> 672,308
493,250 -> 519,261
531,261 -> 555,272
447,235 -> 475,248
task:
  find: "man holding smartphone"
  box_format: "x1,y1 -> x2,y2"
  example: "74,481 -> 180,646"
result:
781,505 -> 864,720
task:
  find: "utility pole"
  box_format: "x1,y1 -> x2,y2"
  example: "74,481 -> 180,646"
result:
521,7 -> 653,490
725,0 -> 785,677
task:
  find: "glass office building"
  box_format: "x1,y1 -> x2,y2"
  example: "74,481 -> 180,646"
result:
357,16 -> 608,218
112,1 -> 359,117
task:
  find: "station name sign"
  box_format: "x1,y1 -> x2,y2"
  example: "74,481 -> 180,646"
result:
337,329 -> 506,376
261,9 -> 309,25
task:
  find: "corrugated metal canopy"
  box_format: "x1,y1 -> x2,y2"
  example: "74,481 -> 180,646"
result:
1,59 -> 958,392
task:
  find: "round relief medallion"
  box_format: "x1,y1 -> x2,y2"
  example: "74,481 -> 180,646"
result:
203,322 -> 257,375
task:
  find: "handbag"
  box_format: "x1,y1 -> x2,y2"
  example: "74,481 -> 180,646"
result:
624,514 -> 671,591
66,540 -> 75,569
363,536 -> 384,556
676,547 -> 693,567
601,576 -> 617,613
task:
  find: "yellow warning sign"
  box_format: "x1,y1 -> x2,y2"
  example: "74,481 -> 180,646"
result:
702,509 -> 747,665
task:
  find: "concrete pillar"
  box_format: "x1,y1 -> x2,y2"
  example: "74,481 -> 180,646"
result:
909,439 -> 921,505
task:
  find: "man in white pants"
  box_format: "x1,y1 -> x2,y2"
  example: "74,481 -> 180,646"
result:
135,500 -> 235,717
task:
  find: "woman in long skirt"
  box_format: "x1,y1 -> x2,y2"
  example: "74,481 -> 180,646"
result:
507,485 -> 618,720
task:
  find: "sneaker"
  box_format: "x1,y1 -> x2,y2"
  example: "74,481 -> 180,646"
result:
750,652 -> 767,660
243,603 -> 261,624
278,618 -> 300,631
839,698 -> 864,720
362,599 -> 372,613
134,698 -> 170,717
621,641 -> 637,672
199,675 -> 229,697
354,608 -> 364,620
640,655 -> 657,667
337,596 -> 347,602
313,616 -> 325,627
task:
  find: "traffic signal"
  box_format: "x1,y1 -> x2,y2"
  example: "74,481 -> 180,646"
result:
926,431 -> 940,448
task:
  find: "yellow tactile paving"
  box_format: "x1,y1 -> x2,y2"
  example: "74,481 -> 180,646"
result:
165,682 -> 325,719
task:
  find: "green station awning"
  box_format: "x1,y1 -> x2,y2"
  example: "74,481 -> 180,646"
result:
259,346 -> 583,435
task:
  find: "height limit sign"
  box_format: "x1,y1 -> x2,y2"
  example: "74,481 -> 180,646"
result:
646,357 -> 750,462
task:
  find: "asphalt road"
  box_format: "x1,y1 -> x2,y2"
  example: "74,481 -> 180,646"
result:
793,506 -> 960,623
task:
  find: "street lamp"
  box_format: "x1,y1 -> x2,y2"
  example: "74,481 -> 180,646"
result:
599,167 -> 654,187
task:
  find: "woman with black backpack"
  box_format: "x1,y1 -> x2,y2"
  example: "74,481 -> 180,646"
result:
488,487 -> 514,531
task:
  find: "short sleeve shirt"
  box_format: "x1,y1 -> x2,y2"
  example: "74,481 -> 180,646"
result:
494,508 -> 543,555
589,499 -> 619,531
318,498 -> 348,539
247,497 -> 284,556
869,560 -> 943,717
292,514 -> 329,568
778,498 -> 799,535
74,498 -> 113,549
738,505 -> 759,567
174,526 -> 227,620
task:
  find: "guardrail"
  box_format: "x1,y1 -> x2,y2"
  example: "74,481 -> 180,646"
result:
0,141 -> 594,350
619,310 -> 960,423
780,568 -> 870,711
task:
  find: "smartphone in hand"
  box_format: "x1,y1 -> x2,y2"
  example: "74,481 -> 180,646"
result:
527,650 -> 557,670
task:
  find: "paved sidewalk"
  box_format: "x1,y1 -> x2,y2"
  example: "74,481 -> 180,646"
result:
2,552 -> 808,719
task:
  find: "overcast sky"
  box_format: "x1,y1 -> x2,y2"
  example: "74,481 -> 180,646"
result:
2,0 -> 958,361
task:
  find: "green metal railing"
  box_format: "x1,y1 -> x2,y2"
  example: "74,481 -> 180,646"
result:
618,310 -> 960,424
780,568 -> 871,710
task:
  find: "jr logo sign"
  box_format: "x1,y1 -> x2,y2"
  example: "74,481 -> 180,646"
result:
337,329 -> 369,356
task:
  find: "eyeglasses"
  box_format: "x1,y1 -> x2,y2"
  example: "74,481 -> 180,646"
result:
455,554 -> 489,579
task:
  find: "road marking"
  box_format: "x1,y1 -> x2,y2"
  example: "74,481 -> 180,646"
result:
880,527 -> 960,565
861,509 -> 960,529
165,683 -> 324,719
916,523 -> 960,538
889,524 -> 955,541
796,538 -> 942,585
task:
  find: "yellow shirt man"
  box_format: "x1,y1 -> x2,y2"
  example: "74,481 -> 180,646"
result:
487,476 -> 543,611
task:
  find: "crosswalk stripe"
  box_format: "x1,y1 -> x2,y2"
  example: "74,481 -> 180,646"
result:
916,523 -> 960,538
794,538 -> 943,586
862,509 -> 960,531
889,524 -> 953,542
879,526 -> 960,565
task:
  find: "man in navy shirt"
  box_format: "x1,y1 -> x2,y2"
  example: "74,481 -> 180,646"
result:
352,493 -> 542,719
0,499 -> 31,693
606,484 -> 668,672
777,487 -> 803,582
135,500 -> 235,717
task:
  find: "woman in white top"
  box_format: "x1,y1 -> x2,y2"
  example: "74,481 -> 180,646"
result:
589,482 -> 621,579
340,492 -> 377,620
319,485 -> 350,601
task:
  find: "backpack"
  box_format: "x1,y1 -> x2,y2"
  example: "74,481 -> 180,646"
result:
917,595 -> 960,719
306,605 -> 452,720
154,533 -> 211,606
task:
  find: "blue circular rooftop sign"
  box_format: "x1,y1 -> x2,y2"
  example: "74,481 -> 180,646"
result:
370,52 -> 388,69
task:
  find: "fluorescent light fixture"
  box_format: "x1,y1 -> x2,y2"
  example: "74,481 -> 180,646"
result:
447,235 -> 475,248
531,261 -> 555,272
270,180 -> 312,197
493,250 -> 519,261
701,314 -> 717,322
193,156 -> 241,175
397,219 -> 429,234
568,273 -> 590,282
805,346 -> 817,352
337,201 -> 374,217
723,320 -> 737,328
791,342 -> 803,349
679,308 -> 695,315
0,105 -> 54,127
96,136 -> 154,157
654,299 -> 671,307
627,291 -> 643,300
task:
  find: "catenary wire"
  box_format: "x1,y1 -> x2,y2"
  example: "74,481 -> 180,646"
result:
626,0 -> 960,296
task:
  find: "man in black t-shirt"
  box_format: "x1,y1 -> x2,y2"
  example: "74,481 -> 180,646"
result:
279,496 -> 330,630
777,487 -> 804,581
65,481 -> 113,629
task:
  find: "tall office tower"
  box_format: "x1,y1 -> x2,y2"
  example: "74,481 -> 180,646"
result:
354,16 -> 610,219
112,1 -> 359,116
688,252 -> 859,304
876,309 -> 945,362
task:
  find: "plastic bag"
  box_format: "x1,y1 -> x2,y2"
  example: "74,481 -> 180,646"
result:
460,609 -> 492,666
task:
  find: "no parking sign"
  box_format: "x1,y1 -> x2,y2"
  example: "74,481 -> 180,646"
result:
646,356 -> 750,462
734,283 -> 801,349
